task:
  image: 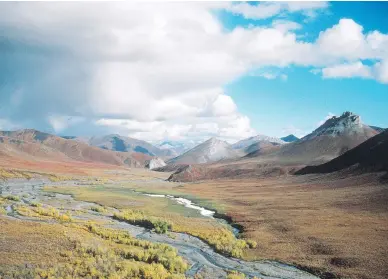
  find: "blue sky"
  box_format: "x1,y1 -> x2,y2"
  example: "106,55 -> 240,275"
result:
0,2 -> 387,142
220,1 -> 388,137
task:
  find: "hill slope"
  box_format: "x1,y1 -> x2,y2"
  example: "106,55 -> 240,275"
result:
295,129 -> 388,175
168,137 -> 242,165
260,112 -> 379,165
84,134 -> 175,158
0,129 -> 149,168
232,135 -> 285,150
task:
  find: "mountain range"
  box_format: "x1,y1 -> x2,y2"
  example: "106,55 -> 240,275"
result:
67,134 -> 177,158
166,112 -> 387,181
0,129 -> 149,169
0,111 -> 386,178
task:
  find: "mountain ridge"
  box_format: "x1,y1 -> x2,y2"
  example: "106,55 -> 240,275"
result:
168,137 -> 242,165
0,129 -> 150,168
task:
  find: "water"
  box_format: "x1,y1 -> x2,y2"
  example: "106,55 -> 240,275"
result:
143,193 -> 215,217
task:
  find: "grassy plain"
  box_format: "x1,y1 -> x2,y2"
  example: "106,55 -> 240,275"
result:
151,172 -> 388,279
43,174 -> 255,258
2,164 -> 387,279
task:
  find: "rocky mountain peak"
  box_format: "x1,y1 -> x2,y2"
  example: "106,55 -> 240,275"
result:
303,112 -> 364,141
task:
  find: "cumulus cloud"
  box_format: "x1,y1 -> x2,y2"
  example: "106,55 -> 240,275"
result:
0,2 -> 387,142
48,115 -> 85,133
321,61 -> 372,79
312,60 -> 388,83
373,59 -> 388,83
225,2 -> 328,20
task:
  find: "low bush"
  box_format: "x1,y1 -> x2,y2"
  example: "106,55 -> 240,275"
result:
16,205 -> 73,222
4,195 -> 20,202
90,205 -> 106,213
113,209 -> 172,234
246,239 -> 257,249
30,201 -> 42,207
85,224 -> 188,274
227,271 -> 246,279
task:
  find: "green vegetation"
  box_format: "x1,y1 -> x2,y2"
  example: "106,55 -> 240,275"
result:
30,201 -> 42,207
114,209 -> 172,234
0,212 -> 187,279
86,224 -> 188,274
90,205 -> 107,213
0,168 -> 33,180
4,195 -> 20,202
173,223 -> 248,258
114,209 -> 252,257
16,205 -> 73,222
47,173 -> 73,182
44,184 -> 256,258
227,271 -> 246,279
227,271 -> 262,279
246,239 -> 257,249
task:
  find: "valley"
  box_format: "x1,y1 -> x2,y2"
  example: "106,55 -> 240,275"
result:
0,112 -> 387,279
0,170 -> 319,279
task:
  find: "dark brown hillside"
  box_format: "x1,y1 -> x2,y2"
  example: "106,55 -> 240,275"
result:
296,129 -> 388,175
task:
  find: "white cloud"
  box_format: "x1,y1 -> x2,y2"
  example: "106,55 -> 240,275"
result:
95,113 -> 256,143
313,59 -> 388,84
0,3 -> 387,142
316,19 -> 366,61
316,18 -> 388,62
321,61 -> 372,79
48,115 -> 85,133
373,59 -> 388,84
272,20 -> 302,33
225,2 -> 328,20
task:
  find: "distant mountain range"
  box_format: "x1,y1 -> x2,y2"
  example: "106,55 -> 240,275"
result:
232,135 -> 285,150
156,140 -> 199,156
0,111 -> 385,175
280,134 -> 299,142
0,129 -> 150,168
167,137 -> 242,165
63,134 -> 176,158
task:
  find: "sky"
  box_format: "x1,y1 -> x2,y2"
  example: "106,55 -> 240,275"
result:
0,1 -> 387,143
